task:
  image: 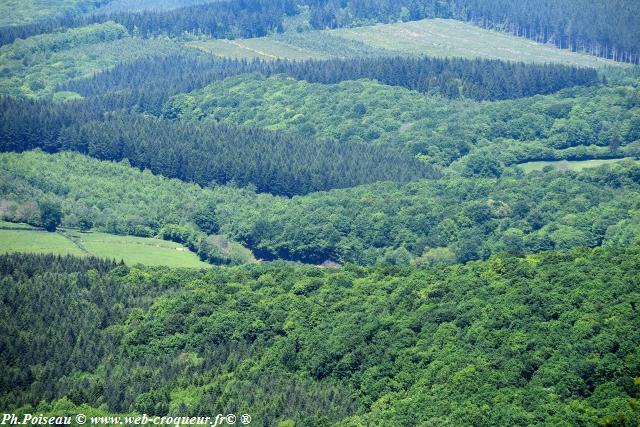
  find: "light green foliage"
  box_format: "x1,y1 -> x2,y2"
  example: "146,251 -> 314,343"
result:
201,234 -> 257,265
3,151 -> 640,266
0,0 -> 101,26
165,73 -> 471,149
2,247 -> 639,425
158,224 -> 257,265
0,22 -> 182,98
166,75 -> 640,167
0,151 -> 258,265
0,150 -> 235,234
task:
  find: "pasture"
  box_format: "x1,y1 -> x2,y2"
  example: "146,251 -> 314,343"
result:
0,226 -> 209,268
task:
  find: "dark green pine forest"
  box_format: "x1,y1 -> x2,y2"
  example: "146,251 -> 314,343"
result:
0,1 -> 640,426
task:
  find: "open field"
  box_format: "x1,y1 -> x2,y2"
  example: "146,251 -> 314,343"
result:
0,226 -> 209,268
188,38 -> 317,60
331,19 -> 623,68
0,229 -> 86,256
188,19 -> 625,68
187,31 -> 392,60
0,220 -> 37,230
518,158 -> 639,172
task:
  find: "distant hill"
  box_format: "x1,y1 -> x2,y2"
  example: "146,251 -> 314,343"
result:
189,18 -> 625,69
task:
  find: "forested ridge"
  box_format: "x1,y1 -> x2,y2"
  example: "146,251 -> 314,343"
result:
60,52 -> 599,102
3,151 -> 640,265
0,98 -> 439,196
1,248 -> 639,425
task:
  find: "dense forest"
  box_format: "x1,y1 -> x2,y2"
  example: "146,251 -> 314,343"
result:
164,77 -> 640,167
1,0 -> 640,425
3,151 -> 640,265
1,248 -> 639,425
61,52 -> 600,102
0,98 -> 439,196
0,100 -> 440,197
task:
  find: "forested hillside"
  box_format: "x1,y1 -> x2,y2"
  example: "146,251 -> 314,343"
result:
1,1 -> 640,425
2,248 -> 639,425
164,77 -> 640,167
0,22 -> 180,98
0,98 -> 439,196
3,151 -> 640,265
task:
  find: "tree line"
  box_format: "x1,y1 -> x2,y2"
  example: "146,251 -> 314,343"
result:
1,0 -> 638,63
60,51 -> 600,105
0,97 -> 440,196
262,57 -> 599,100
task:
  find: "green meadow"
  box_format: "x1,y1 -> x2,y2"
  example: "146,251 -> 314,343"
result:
0,225 -> 209,268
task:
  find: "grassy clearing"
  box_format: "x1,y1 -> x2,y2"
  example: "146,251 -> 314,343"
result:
188,38 -> 316,60
186,31 -> 388,60
0,226 -> 209,268
189,18 -> 625,68
518,158 -> 639,172
70,231 -> 210,268
331,19 -> 624,68
0,229 -> 85,256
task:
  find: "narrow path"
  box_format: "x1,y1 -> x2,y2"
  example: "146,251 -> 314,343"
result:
59,231 -> 92,255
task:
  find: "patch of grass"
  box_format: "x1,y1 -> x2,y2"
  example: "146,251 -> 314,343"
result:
0,227 -> 209,268
331,19 -> 625,68
188,37 -> 330,60
0,220 -> 37,230
518,158 -> 639,172
66,230 -> 210,268
186,31 -> 393,60
0,229 -> 85,256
